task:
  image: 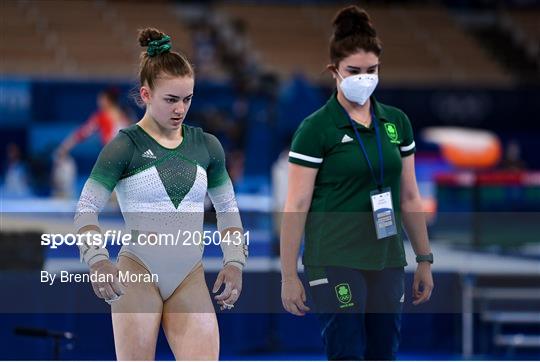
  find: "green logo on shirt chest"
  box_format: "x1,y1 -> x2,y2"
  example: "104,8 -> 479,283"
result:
384,123 -> 400,144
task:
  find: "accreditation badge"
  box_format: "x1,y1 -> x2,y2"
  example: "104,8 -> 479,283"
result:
370,187 -> 398,239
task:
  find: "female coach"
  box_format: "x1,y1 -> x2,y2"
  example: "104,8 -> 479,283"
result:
74,28 -> 247,360
280,6 -> 434,360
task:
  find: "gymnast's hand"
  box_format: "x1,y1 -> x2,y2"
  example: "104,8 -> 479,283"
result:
213,263 -> 243,311
89,260 -> 126,303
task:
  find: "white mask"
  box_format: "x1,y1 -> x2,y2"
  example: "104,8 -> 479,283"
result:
337,72 -> 378,106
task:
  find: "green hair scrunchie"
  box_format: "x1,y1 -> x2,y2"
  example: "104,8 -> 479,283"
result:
147,35 -> 171,57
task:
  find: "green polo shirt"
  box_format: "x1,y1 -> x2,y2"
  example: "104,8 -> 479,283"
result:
289,93 -> 415,270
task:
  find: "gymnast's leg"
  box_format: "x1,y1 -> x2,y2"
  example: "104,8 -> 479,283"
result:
161,262 -> 219,360
111,255 -> 163,360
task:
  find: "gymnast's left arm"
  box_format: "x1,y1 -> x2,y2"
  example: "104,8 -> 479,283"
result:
208,178 -> 248,310
205,133 -> 248,309
208,179 -> 248,269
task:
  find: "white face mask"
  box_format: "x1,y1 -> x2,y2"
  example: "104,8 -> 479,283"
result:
337,71 -> 378,106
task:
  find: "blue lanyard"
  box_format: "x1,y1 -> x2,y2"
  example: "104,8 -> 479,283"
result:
348,107 -> 384,191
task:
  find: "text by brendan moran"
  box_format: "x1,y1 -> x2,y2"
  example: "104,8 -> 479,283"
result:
41,271 -> 158,286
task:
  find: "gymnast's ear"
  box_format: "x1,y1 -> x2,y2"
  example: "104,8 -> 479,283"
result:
139,85 -> 152,104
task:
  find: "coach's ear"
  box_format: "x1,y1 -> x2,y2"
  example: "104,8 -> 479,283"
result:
139,86 -> 152,105
327,64 -> 338,80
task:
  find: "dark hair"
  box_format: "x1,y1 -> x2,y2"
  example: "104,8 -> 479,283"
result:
100,87 -> 120,105
138,27 -> 194,89
329,6 -> 382,65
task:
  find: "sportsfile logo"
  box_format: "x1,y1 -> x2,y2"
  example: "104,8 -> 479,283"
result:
40,230 -> 250,249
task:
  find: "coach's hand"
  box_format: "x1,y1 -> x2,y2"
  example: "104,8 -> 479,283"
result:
412,262 -> 434,305
281,276 -> 310,316
213,263 -> 243,311
89,260 -> 126,303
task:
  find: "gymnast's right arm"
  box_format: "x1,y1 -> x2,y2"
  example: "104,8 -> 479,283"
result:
74,132 -> 133,302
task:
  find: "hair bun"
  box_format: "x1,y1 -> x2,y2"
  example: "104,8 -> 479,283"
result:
138,27 -> 166,47
333,5 -> 376,40
138,27 -> 171,57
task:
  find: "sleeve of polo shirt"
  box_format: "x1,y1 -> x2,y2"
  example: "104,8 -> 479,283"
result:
399,113 -> 416,157
288,120 -> 324,168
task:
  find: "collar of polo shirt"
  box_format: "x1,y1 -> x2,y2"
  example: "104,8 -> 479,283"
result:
328,92 -> 391,130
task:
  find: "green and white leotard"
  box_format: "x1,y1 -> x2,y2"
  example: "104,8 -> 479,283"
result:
75,124 -> 247,300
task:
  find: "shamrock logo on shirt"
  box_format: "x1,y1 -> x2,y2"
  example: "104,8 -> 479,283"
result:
384,123 -> 400,144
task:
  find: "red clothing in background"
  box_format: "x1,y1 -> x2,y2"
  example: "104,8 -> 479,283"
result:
73,110 -> 129,145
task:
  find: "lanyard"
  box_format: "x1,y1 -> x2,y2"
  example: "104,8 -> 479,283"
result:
347,107 -> 384,191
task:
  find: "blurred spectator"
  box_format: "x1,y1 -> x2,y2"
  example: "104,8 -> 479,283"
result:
191,20 -> 222,79
2,143 -> 31,197
271,144 -> 290,255
56,88 -> 131,156
199,108 -> 246,182
51,152 -> 77,199
272,146 -> 289,215
212,15 -> 260,89
500,139 -> 527,170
